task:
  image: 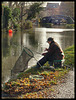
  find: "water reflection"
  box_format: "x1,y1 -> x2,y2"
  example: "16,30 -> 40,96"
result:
2,31 -> 22,83
46,30 -> 74,50
2,28 -> 74,83
23,33 -> 30,46
35,28 -> 48,52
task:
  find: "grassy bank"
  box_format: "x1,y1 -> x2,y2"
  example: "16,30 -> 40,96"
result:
64,45 -> 74,67
2,45 -> 74,99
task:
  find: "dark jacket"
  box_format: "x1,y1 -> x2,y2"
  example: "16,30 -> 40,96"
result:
43,41 -> 64,61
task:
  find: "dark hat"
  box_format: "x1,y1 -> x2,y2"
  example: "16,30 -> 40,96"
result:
47,37 -> 54,42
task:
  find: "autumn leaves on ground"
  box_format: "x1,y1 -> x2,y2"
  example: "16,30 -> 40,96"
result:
3,67 -> 70,99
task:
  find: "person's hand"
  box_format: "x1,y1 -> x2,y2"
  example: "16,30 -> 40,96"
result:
44,48 -> 48,51
42,53 -> 46,56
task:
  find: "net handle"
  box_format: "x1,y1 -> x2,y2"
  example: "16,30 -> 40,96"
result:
23,47 -> 44,69
23,47 -> 34,57
23,46 -> 42,55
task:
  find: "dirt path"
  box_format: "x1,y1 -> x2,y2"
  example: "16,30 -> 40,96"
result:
40,69 -> 75,99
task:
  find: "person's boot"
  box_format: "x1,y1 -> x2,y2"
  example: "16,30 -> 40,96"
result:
33,65 -> 41,69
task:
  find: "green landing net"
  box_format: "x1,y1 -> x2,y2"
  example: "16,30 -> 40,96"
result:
11,47 -> 34,76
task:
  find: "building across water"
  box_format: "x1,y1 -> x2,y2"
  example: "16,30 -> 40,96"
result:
40,15 -> 74,25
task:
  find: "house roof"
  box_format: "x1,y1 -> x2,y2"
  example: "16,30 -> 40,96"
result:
46,3 -> 59,9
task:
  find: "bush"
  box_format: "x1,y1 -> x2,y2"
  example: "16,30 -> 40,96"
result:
13,23 -> 19,29
40,23 -> 52,28
65,24 -> 74,29
12,8 -> 20,18
24,20 -> 32,29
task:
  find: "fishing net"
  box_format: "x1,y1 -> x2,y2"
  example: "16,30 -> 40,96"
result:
11,47 -> 34,76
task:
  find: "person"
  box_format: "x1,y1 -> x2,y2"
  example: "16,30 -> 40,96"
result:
35,37 -> 64,69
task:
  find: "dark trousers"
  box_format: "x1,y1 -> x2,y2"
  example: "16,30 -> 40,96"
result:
37,56 -> 63,68
37,56 -> 54,67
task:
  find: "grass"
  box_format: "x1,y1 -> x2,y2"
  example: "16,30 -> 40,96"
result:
64,45 -> 74,67
2,45 -> 74,99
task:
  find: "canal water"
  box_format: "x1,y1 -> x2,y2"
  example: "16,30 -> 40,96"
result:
2,28 -> 74,84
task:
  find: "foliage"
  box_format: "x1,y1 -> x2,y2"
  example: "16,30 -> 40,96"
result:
66,17 -> 74,24
12,8 -> 20,17
64,45 -> 74,67
27,3 -> 43,20
13,23 -> 20,29
2,6 -> 20,30
65,24 -> 74,29
24,20 -> 33,29
40,22 -> 52,28
2,2 -> 43,29
11,8 -> 20,29
3,6 -> 12,29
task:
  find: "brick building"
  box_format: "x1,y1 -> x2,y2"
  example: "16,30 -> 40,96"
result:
46,3 -> 60,16
59,2 -> 74,19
